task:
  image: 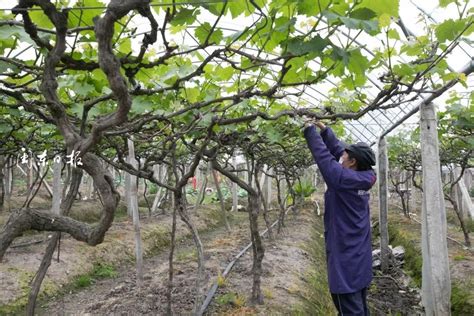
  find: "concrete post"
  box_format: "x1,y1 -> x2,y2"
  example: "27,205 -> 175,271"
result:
377,137 -> 390,273
420,103 -> 451,315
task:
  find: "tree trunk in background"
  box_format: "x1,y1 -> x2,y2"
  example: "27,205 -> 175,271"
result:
181,166 -> 189,206
212,168 -> 231,232
266,168 -> 272,209
403,170 -> 411,218
125,169 -> 132,217
448,193 -> 471,247
167,203 -> 177,315
455,178 -> 463,218
4,158 -> 12,211
161,165 -> 175,214
151,165 -> 160,213
281,175 -> 287,208
27,158 -> 33,195
449,169 -> 471,247
455,167 -> 474,219
195,162 -> 201,188
232,154 -> 238,212
398,171 -> 409,216
86,175 -> 95,200
258,165 -> 267,204
377,137 -> 390,273
276,175 -> 286,233
0,156 -> 5,212
248,192 -> 264,304
195,174 -> 207,209
61,166 -> 71,202
195,162 -> 210,208
245,159 -> 251,187
403,170 -> 411,215
420,102 -> 451,315
408,174 -> 414,213
409,172 -> 418,213
285,177 -> 294,208
151,165 -> 168,214
255,167 -> 273,240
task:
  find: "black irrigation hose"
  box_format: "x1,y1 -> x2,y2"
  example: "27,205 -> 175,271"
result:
198,207 -> 293,315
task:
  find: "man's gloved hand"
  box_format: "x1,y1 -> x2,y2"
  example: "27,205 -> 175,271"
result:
304,120 -> 314,129
315,121 -> 326,130
300,115 -> 327,132
304,120 -> 326,130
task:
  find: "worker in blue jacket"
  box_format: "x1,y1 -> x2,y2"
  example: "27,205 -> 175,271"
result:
304,121 -> 376,316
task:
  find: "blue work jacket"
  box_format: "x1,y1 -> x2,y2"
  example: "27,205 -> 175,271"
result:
304,125 -> 376,294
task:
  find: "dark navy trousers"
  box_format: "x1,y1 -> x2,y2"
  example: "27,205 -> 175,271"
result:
331,287 -> 370,316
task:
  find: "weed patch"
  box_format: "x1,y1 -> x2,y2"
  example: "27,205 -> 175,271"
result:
216,292 -> 246,307
388,221 -> 474,314
293,215 -> 334,315
72,275 -> 93,289
388,223 -> 422,286
451,281 -> 474,315
71,262 -> 118,290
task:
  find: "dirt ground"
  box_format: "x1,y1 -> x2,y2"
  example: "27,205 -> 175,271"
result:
378,199 -> 474,315
35,207 -> 424,315
2,192 -> 472,315
206,210 -> 314,315
369,258 -> 423,315
0,195 -> 223,312
34,209 -> 312,315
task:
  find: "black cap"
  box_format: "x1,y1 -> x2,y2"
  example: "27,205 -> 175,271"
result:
343,142 -> 376,168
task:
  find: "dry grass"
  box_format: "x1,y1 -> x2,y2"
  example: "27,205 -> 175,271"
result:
223,306 -> 256,316
209,236 -> 235,248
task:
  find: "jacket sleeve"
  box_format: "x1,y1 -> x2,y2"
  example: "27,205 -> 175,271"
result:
304,125 -> 343,188
320,127 -> 345,160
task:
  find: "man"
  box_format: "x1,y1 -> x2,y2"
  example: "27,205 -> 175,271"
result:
303,121 -> 376,316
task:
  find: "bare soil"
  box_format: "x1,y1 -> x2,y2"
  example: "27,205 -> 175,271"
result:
35,209 -> 312,315
369,260 -> 423,315
2,192 -> 471,315
206,210 -> 314,315
0,196 -> 223,311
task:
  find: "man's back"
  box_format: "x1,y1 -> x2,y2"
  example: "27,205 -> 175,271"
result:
304,124 -> 376,293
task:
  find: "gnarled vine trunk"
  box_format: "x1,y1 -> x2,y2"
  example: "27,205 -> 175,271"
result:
212,159 -> 264,304
26,168 -> 83,315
